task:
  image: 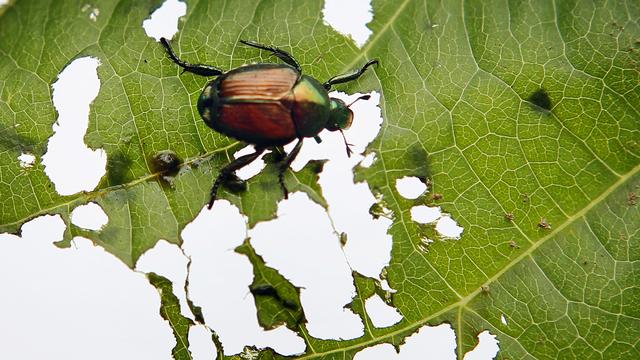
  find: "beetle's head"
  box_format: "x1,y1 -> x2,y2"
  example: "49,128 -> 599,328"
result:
326,98 -> 353,132
326,95 -> 371,132
326,95 -> 371,157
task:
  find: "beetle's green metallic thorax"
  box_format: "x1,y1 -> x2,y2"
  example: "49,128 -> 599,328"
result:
290,75 -> 330,138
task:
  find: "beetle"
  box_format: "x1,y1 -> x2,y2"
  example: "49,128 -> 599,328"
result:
160,37 -> 377,209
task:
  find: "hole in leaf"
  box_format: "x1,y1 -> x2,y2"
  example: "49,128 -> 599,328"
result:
411,205 -> 442,224
135,240 -> 194,320
250,193 -> 365,340
42,57 -> 107,196
364,294 -> 403,328
286,91 -> 391,281
181,201 -> 305,355
142,0 -> 187,41
354,323 -> 457,359
463,330 -> 500,360
500,314 -> 508,326
189,324 -> 218,360
234,145 -> 266,180
18,152 -> 35,168
435,215 -> 464,239
396,176 -> 428,199
323,0 -> 373,47
71,202 -> 108,230
359,152 -> 376,168
0,216 -> 174,358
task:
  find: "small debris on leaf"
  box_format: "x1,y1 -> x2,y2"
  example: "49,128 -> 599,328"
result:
538,218 -> 551,230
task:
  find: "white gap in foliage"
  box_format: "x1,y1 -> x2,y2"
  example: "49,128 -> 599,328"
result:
359,152 -> 376,168
42,57 -> 107,196
322,0 -> 373,47
181,202 -> 306,356
18,152 -> 35,168
142,0 -> 187,41
71,202 -> 109,230
463,331 -> 500,360
354,323 -> 457,360
396,176 -> 427,199
135,240 -> 194,320
189,324 -> 218,360
364,295 -> 402,328
436,215 -> 464,239
234,145 -> 266,180
500,314 -> 508,326
411,205 -> 442,224
0,0 -> 9,7
0,216 -> 174,360
287,91 -> 392,282
250,193 -> 364,340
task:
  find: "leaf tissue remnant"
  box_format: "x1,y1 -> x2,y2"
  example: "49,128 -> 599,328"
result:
528,88 -> 552,111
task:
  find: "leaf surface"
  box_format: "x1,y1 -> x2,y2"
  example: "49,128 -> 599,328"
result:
0,0 -> 638,358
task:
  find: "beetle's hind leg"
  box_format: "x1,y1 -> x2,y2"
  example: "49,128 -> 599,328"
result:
323,59 -> 379,90
160,38 -> 224,77
278,139 -> 303,199
239,40 -> 301,72
208,147 -> 266,209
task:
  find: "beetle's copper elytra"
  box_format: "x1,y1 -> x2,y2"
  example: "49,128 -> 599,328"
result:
160,38 -> 378,209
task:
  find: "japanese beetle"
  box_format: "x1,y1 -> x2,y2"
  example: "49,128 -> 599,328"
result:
160,38 -> 377,209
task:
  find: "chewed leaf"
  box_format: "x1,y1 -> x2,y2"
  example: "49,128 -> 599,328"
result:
1,0 -> 639,359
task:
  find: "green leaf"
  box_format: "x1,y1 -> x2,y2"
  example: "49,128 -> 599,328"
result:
148,272 -> 195,360
1,0 -> 639,359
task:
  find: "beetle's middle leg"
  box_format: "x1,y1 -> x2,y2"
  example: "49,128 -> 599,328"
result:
160,38 -> 224,77
208,147 -> 266,209
323,59 -> 379,90
278,139 -> 303,199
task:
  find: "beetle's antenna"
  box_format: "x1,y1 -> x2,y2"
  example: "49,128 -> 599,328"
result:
347,94 -> 371,108
339,129 -> 353,157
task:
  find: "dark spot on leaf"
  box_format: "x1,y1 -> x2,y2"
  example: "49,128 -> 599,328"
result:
407,144 -> 430,178
151,150 -> 181,176
538,218 -> 551,229
106,151 -> 132,186
528,88 -> 552,112
307,159 -> 325,174
0,123 -> 37,153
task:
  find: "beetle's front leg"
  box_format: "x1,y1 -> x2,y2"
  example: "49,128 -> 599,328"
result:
160,38 -> 224,77
323,59 -> 379,90
278,139 -> 303,199
208,147 -> 265,209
